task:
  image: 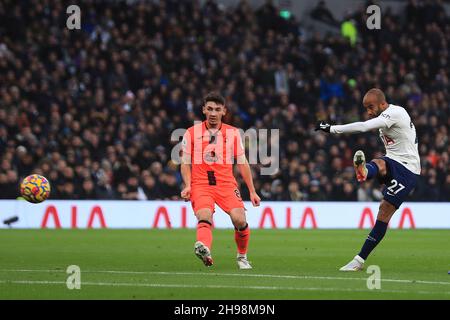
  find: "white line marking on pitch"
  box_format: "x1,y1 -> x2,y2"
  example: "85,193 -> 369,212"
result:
0,280 -> 449,296
1,269 -> 449,287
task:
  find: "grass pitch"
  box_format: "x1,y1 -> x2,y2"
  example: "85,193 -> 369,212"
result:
0,229 -> 449,299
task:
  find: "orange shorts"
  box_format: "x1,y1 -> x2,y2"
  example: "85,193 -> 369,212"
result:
190,185 -> 245,214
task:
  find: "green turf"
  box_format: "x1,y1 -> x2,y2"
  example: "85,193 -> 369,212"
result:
0,229 -> 449,299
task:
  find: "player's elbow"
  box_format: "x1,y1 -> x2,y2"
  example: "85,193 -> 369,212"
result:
236,154 -> 247,165
180,163 -> 191,171
181,155 -> 192,166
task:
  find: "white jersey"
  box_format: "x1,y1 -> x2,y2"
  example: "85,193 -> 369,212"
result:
377,104 -> 420,174
330,104 -> 421,174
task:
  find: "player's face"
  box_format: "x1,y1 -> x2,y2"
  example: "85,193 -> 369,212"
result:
203,102 -> 226,126
363,94 -> 383,118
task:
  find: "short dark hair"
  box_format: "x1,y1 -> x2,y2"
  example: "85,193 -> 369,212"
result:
203,92 -> 225,106
365,88 -> 386,103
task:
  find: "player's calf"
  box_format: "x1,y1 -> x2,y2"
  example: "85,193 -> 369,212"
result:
234,223 -> 251,269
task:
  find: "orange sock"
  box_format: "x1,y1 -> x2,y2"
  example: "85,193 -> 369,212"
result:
197,221 -> 212,250
234,224 -> 250,255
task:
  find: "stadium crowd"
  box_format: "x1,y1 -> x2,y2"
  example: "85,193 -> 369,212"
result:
0,0 -> 449,202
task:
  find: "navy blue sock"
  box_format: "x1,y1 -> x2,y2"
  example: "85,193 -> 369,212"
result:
358,220 -> 388,260
366,161 -> 379,179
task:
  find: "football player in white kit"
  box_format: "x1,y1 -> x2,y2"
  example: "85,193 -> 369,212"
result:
316,88 -> 421,271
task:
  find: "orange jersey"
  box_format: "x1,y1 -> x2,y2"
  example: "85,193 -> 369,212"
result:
182,121 -> 245,187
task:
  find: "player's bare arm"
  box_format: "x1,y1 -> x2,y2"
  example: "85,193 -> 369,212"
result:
236,154 -> 261,207
180,153 -> 191,200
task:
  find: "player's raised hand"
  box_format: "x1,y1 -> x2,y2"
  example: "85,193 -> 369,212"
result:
180,186 -> 191,201
250,191 -> 261,207
315,121 -> 331,133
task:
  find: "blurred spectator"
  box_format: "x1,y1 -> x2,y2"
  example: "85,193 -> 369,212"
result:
311,1 -> 338,26
288,182 -> 304,201
341,182 -> 357,201
271,179 -> 289,201
357,181 -> 383,202
0,170 -> 18,199
308,180 -> 327,201
80,179 -> 98,199
260,182 -> 273,201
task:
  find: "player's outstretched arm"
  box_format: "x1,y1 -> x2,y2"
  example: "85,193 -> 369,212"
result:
236,154 -> 261,207
315,117 -> 388,134
180,153 -> 191,200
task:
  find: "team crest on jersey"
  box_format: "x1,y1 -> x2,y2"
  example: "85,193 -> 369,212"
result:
204,150 -> 219,163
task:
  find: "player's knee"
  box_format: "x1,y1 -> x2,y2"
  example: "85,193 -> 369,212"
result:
229,210 -> 247,229
377,201 -> 396,222
232,219 -> 247,230
377,211 -> 391,223
195,209 -> 213,223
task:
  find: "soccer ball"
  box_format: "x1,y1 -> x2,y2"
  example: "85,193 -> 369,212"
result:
20,174 -> 51,203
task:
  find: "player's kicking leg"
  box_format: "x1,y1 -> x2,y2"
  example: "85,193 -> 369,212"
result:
341,151 -> 388,271
342,156 -> 418,271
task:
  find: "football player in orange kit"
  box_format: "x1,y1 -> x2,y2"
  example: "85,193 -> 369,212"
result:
180,92 -> 261,269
